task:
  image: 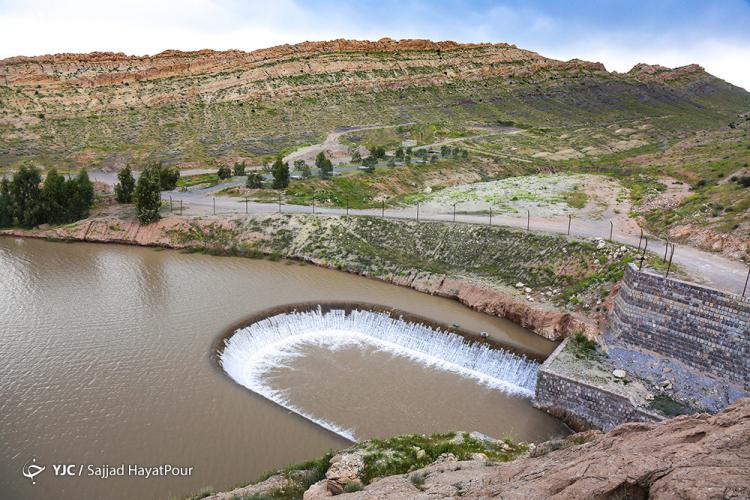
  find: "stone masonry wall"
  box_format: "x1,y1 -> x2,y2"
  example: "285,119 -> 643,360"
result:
535,339 -> 663,432
606,264 -> 749,387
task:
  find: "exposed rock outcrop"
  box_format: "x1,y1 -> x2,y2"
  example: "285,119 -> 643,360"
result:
211,399 -> 750,499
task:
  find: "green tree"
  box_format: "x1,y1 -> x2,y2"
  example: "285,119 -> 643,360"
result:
363,156 -> 377,173
72,169 -> 94,220
217,164 -> 232,180
10,165 -> 43,228
233,161 -> 246,176
158,164 -> 180,190
114,165 -> 136,203
319,158 -> 333,180
315,152 -> 327,169
405,154 -> 412,165
395,147 -> 404,160
246,172 -> 264,188
0,178 -> 12,228
134,166 -> 162,224
42,168 -> 68,223
271,158 -> 289,189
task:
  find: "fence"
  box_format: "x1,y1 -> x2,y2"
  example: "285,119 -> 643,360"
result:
162,194 -> 749,296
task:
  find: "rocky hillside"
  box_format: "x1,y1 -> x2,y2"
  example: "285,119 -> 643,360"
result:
1,38 -> 748,169
200,397 -> 750,499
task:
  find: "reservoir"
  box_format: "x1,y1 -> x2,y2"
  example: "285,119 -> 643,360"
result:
0,238 -> 568,500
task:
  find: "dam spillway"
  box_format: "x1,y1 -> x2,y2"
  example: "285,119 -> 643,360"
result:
220,307 -> 540,441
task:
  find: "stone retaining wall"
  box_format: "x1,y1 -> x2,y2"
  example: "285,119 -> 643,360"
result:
606,264 -> 749,387
534,339 -> 663,431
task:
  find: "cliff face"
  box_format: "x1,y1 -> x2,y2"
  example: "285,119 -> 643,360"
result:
1,38 -> 747,169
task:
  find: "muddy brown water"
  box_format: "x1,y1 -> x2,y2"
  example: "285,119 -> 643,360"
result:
0,238 -> 567,500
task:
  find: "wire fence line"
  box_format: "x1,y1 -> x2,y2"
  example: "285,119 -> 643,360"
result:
162,194 -> 750,297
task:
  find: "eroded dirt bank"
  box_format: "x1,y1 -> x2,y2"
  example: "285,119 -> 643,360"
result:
0,213 -> 626,340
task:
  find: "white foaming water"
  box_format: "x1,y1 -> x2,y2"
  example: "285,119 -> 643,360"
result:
220,308 -> 539,442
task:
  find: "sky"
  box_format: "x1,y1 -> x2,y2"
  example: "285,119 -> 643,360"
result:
1,0 -> 749,90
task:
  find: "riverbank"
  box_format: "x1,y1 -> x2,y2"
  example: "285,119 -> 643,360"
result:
0,212 -> 659,341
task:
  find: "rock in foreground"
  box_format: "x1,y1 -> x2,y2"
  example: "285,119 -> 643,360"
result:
207,398 -> 749,499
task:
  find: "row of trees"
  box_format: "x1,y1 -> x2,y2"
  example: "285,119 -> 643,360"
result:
0,165 -> 94,228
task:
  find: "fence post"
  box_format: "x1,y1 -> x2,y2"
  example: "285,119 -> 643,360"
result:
180,200 -> 183,216
382,201 -> 385,218
278,193 -> 281,213
638,237 -> 648,270
489,207 -> 492,226
663,239 -> 669,263
169,195 -> 173,213
609,221 -> 613,242
312,196 -> 315,215
743,268 -> 749,297
666,244 -> 675,278
453,203 -> 457,223
527,210 -> 530,232
416,202 -> 420,222
245,196 -> 249,214
346,200 -> 349,217
637,228 -> 643,251
567,214 -> 571,236
213,197 -> 216,215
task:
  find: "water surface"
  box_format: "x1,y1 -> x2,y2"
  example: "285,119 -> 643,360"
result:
0,238 -> 564,499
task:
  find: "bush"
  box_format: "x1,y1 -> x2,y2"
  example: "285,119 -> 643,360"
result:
271,158 -> 289,189
246,172 -> 264,188
114,165 -> 136,203
217,164 -> 232,180
233,161 -> 246,176
134,165 -> 162,224
158,164 -> 180,190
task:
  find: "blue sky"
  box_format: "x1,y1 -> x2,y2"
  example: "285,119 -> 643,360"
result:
1,0 -> 749,90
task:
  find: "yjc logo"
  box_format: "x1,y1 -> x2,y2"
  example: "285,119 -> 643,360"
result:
22,457 -> 45,485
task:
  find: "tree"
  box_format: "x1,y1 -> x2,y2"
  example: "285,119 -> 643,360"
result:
233,161 -> 246,177
301,164 -> 312,179
371,146 -> 386,159
315,152 -> 327,169
71,169 -> 94,220
246,172 -> 264,188
42,168 -> 68,223
271,158 -> 289,189
406,146 -> 413,155
114,165 -> 136,203
405,154 -> 412,165
293,159 -> 306,171
158,164 -> 180,190
395,147 -> 404,160
440,145 -> 450,157
363,156 -> 377,173
0,178 -> 12,228
319,158 -> 333,180
10,165 -> 43,228
134,165 -> 162,224
217,164 -> 232,180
